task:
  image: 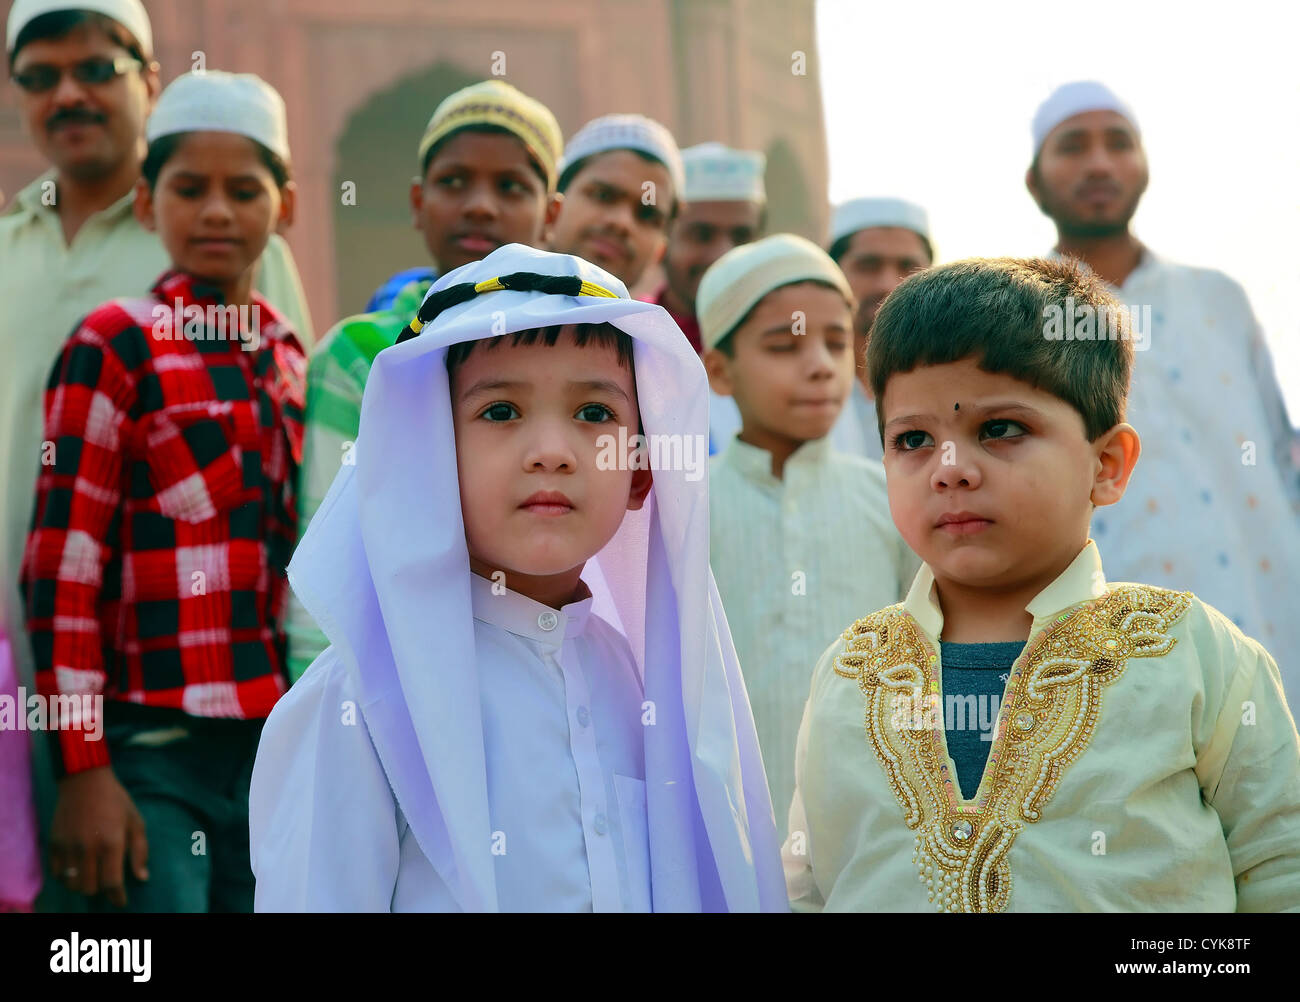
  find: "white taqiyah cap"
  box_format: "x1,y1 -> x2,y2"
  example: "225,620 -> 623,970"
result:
7,0 -> 152,56
828,197 -> 931,248
559,113 -> 685,202
1032,81 -> 1139,155
681,142 -> 766,203
146,70 -> 290,163
697,233 -> 852,351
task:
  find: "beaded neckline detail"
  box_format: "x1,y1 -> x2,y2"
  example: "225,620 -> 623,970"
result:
833,584 -> 1192,912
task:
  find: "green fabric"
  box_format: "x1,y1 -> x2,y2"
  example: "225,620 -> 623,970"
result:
285,278 -> 432,681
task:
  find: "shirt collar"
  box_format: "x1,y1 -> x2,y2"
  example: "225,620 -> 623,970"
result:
468,571 -> 595,648
718,433 -> 833,482
1044,243 -> 1161,294
11,168 -> 138,224
903,539 -> 1105,642
150,268 -> 300,352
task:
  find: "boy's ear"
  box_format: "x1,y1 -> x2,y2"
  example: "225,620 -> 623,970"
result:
276,180 -> 297,234
409,178 -> 424,227
1025,165 -> 1045,211
543,191 -> 563,231
703,347 -> 733,397
1090,422 -> 1141,507
626,466 -> 653,511
132,176 -> 156,232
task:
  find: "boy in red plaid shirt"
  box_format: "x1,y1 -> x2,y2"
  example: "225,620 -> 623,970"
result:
20,70 -> 304,913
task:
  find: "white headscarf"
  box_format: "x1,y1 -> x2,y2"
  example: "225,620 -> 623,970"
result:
285,242 -> 786,912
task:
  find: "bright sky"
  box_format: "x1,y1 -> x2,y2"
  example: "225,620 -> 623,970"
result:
816,0 -> 1300,417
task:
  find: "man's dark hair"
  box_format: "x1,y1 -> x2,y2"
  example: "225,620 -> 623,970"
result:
557,149 -> 679,221
420,123 -> 549,190
828,229 -> 934,267
866,256 -> 1133,443
446,321 -> 635,374
141,133 -> 292,191
10,10 -> 146,69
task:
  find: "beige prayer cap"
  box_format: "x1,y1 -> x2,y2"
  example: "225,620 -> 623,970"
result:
696,233 -> 853,351
416,80 -> 564,193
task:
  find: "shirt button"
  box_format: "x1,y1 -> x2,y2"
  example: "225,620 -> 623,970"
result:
538,611 -> 558,631
576,705 -> 590,727
593,813 -> 608,835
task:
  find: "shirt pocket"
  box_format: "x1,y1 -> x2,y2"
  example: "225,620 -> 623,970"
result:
614,773 -> 652,912
141,402 -> 258,523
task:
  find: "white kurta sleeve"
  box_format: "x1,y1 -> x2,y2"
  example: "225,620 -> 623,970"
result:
249,648 -> 402,911
1231,275 -> 1300,508
782,693 -> 824,913
1194,610 -> 1300,913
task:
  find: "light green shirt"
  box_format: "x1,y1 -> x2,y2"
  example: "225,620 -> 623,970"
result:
709,434 -> 918,838
0,170 -> 314,855
783,540 -> 1300,912
285,278 -> 431,681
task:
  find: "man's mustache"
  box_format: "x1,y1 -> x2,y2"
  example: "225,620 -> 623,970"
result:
46,108 -> 107,130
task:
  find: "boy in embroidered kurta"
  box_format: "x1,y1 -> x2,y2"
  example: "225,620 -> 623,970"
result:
783,257 -> 1300,912
285,81 -> 564,681
250,243 -> 787,912
20,71 -> 305,913
698,234 -> 918,840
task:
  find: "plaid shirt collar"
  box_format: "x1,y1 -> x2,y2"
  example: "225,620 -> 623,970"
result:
149,268 -> 307,460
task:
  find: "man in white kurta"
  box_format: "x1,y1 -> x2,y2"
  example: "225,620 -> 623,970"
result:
1025,81 -> 1300,718
783,540 -> 1300,912
249,244 -> 787,912
711,436 -> 916,837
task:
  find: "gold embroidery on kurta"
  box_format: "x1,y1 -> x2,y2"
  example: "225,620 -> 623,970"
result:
833,585 -> 1192,913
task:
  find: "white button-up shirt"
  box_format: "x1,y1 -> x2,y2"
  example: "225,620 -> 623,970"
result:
389,574 -> 652,912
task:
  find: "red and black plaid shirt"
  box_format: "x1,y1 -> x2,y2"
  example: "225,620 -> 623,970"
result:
21,270 -> 306,775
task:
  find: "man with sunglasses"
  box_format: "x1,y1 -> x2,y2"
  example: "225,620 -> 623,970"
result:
0,0 -> 314,913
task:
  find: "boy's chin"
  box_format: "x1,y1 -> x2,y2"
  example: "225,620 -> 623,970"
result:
925,543 -> 1016,586
770,412 -> 841,444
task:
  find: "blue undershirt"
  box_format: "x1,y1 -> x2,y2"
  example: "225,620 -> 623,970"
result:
939,641 -> 1026,799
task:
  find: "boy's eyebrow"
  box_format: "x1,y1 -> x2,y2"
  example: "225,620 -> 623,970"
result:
458,378 -> 529,400
882,401 -> 1043,430
169,171 -> 263,183
568,378 -> 631,403
458,377 -> 631,404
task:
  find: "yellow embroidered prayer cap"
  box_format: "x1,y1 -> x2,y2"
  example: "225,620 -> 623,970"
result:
415,80 -> 564,193
697,233 -> 853,351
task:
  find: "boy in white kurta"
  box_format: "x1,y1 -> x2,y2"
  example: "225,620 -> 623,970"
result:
249,244 -> 787,912
783,257 -> 1300,912
699,235 -> 917,839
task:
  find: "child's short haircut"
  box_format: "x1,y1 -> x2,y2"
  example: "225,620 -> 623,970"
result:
866,256 -> 1134,442
141,133 -> 291,191
445,322 -> 636,375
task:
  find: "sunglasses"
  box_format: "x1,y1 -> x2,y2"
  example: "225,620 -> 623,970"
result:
11,55 -> 144,94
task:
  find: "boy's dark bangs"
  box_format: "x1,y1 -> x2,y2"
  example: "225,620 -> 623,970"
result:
866,258 -> 1131,442
446,322 -> 636,373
